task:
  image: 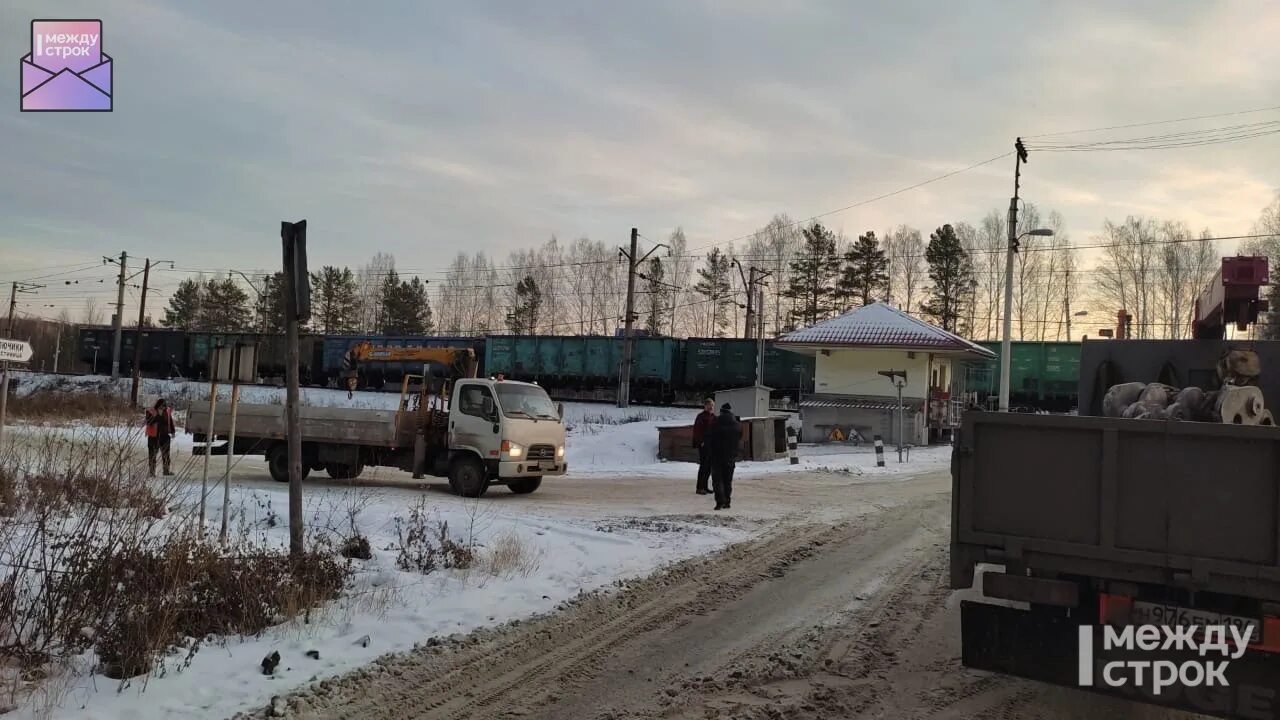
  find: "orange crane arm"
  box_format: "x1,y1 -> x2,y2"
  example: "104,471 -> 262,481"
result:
341,342 -> 477,395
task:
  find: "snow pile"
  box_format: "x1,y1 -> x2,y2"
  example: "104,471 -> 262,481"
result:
2,462 -> 748,720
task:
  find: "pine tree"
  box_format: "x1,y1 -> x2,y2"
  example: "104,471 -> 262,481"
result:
198,277 -> 252,332
837,231 -> 888,309
162,277 -> 204,329
310,266 -> 360,334
920,224 -> 976,333
693,249 -> 733,337
506,275 -> 542,334
783,222 -> 840,328
259,272 -> 288,333
379,270 -> 432,335
401,277 -> 434,334
644,256 -> 669,335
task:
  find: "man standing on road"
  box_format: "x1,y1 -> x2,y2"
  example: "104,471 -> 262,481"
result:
691,397 -> 716,495
708,403 -> 741,511
145,397 -> 176,477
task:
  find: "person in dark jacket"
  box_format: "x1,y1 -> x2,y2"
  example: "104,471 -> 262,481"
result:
145,397 -> 176,477
691,397 -> 716,495
707,403 -> 741,510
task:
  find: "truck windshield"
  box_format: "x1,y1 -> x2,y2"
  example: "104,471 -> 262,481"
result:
495,385 -> 558,419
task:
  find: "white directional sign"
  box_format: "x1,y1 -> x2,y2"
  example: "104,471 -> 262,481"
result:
0,339 -> 33,363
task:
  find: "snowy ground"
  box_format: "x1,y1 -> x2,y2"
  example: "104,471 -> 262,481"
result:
2,372 -> 952,719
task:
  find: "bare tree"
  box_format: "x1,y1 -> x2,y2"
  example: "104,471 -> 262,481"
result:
745,214 -> 801,336
82,296 -> 104,325
886,225 -> 925,314
1012,204 -> 1044,340
534,237 -> 563,333
664,229 -> 691,336
356,252 -> 395,332
953,222 -> 980,336
977,211 -> 1006,340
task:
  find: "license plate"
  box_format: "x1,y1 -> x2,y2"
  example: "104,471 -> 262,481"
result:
1131,601 -> 1260,642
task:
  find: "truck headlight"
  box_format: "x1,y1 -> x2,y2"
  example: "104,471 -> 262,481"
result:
557,445 -> 565,458
501,440 -> 523,458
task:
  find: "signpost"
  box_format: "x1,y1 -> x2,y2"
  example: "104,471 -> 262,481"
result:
0,339 -> 34,453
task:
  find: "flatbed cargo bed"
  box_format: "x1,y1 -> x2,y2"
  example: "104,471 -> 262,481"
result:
187,400 -> 407,448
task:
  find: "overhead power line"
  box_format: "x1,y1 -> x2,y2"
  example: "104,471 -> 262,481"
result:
1023,104 -> 1280,139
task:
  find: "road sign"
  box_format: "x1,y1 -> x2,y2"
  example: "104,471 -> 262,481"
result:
0,339 -> 32,363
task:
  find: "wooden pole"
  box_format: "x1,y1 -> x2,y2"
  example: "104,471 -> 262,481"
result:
198,379 -> 218,528
220,378 -> 240,544
130,259 -> 151,407
282,222 -> 306,557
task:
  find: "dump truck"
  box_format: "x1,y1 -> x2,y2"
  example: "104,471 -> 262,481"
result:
187,361 -> 567,497
954,259 -> 1280,717
952,411 -> 1280,717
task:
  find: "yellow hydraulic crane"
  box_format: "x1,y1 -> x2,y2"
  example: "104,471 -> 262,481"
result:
340,341 -> 477,399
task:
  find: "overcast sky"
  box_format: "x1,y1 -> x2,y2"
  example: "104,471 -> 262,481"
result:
2,0 -> 1278,320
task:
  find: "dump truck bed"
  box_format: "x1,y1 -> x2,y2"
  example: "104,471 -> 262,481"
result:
951,411 -> 1280,604
186,400 -> 404,447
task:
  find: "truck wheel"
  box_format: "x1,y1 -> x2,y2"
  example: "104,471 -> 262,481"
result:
449,456 -> 489,498
508,478 -> 542,494
268,445 -> 310,483
325,463 -> 364,480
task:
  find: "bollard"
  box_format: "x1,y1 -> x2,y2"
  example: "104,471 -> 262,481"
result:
873,434 -> 886,467
787,425 -> 799,465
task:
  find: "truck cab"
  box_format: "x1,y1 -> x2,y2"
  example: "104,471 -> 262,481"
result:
438,379 -> 567,497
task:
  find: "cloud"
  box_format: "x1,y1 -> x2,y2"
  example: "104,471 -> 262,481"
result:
1,0 -> 1278,323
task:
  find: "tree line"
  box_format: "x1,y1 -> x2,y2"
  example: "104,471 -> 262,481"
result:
152,194 -> 1280,341
161,265 -> 433,334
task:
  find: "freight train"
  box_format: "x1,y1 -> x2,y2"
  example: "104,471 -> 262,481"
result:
77,326 -> 1090,410
76,328 -> 816,405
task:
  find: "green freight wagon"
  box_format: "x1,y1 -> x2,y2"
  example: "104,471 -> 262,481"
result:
483,335 -> 677,402
683,339 -> 755,389
973,341 -> 1081,411
683,338 -> 815,397
763,345 -> 815,397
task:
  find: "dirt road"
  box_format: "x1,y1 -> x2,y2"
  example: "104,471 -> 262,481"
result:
248,470 -> 1190,720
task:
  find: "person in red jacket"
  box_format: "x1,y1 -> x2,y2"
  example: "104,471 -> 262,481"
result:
691,397 -> 716,495
145,397 -> 176,477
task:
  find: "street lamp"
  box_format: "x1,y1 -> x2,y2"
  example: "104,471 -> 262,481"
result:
998,228 -> 1054,412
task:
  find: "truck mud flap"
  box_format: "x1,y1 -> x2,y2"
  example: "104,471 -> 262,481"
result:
962,600 -> 1280,719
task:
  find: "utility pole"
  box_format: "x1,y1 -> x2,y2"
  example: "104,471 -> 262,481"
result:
754,270 -> 772,386
998,139 -> 1027,412
282,220 -> 310,557
131,259 -> 151,407
1,282 -> 41,452
104,252 -> 128,380
617,229 -> 670,407
618,228 -> 639,408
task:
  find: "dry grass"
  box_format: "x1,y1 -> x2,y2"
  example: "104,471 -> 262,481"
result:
478,530 -> 542,580
0,427 -> 352,711
5,392 -> 137,427
391,498 -> 475,575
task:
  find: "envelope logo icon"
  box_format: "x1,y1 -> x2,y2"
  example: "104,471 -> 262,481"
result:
21,19 -> 112,112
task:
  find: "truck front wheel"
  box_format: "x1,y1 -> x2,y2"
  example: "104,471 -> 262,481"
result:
508,478 -> 542,494
449,456 -> 489,498
268,445 -> 311,483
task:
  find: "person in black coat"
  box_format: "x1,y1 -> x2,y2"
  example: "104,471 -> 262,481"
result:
707,403 -> 741,510
691,397 -> 716,495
